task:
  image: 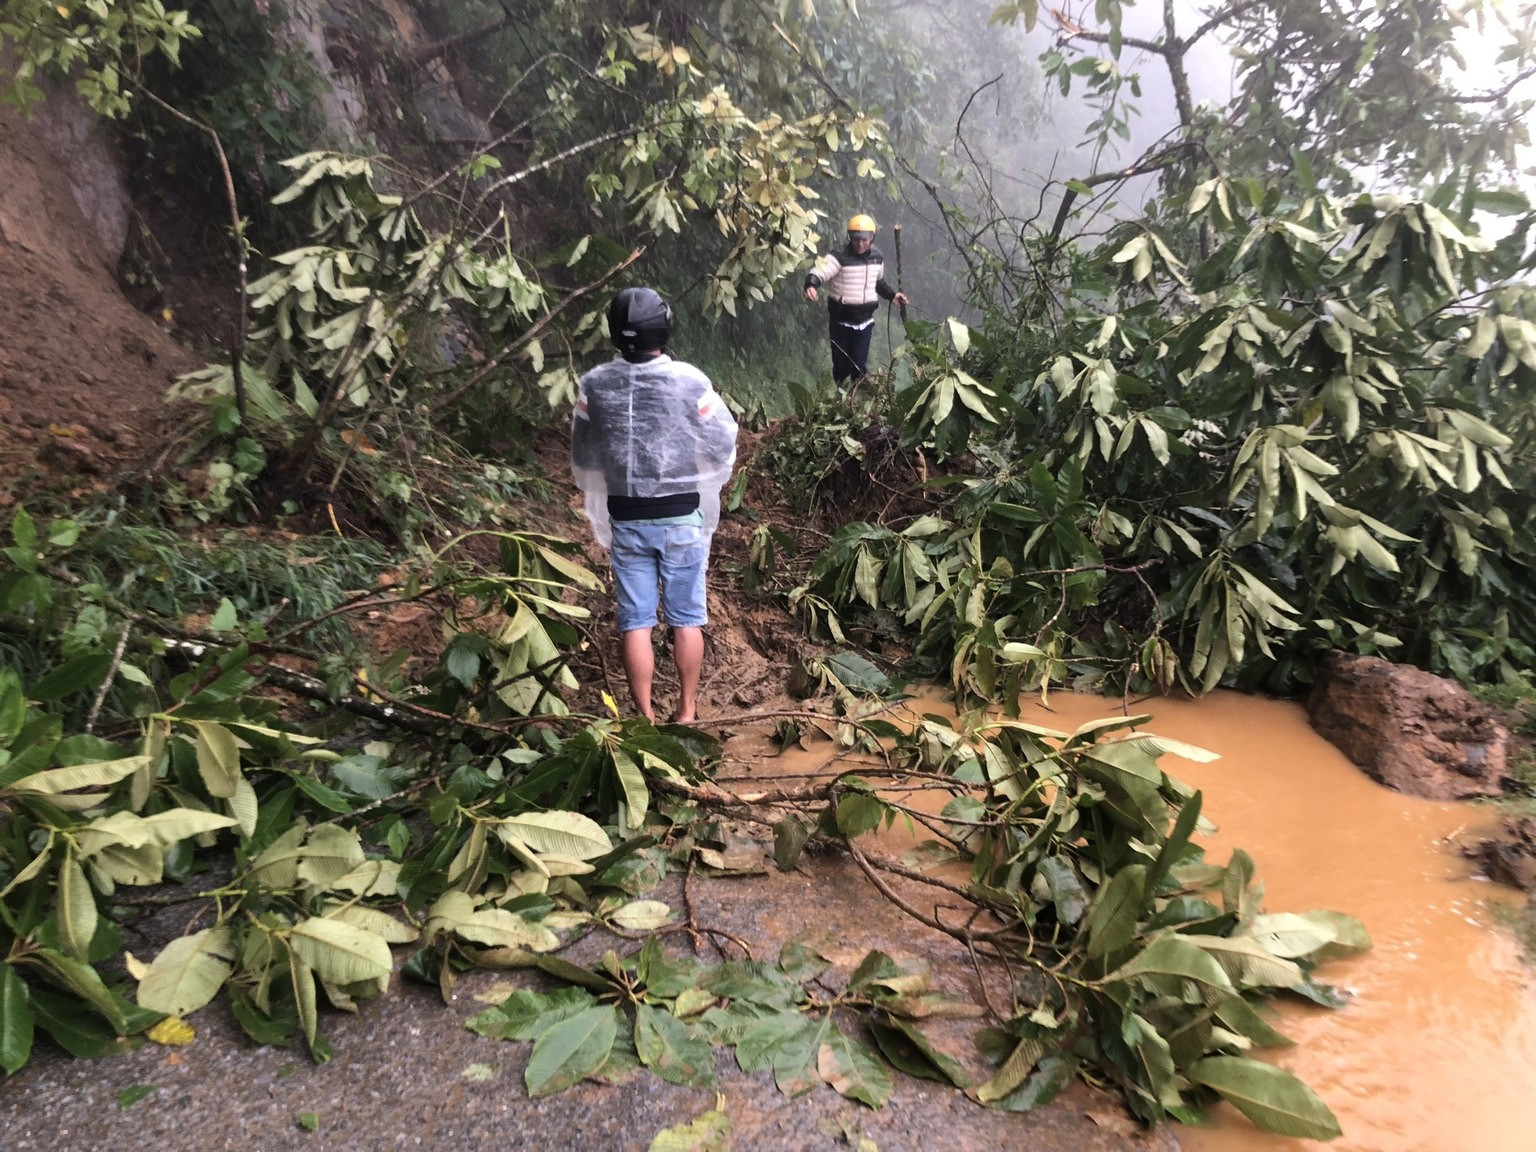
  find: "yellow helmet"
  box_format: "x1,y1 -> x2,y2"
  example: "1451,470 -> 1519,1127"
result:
846,213 -> 877,235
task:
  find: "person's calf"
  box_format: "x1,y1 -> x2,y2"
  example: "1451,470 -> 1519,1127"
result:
670,625 -> 704,723
620,627 -> 656,720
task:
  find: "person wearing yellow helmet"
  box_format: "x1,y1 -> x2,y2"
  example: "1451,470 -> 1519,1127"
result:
804,213 -> 909,384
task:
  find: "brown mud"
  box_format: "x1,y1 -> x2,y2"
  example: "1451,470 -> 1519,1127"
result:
0,106 -> 200,507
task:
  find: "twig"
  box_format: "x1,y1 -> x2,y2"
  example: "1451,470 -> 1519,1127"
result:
85,616 -> 135,735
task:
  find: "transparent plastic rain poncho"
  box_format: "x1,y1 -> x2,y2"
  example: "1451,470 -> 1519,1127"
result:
570,354 -> 739,548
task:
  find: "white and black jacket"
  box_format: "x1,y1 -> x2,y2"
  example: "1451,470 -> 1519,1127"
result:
805,243 -> 898,325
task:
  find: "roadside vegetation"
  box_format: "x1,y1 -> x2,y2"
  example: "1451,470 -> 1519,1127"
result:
2,0 -> 1534,1141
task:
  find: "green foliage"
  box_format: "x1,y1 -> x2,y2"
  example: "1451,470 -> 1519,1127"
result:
796,79 -> 1536,700
460,705 -> 1360,1138
0,0 -> 199,117
0,498 -> 734,1069
127,0 -> 326,231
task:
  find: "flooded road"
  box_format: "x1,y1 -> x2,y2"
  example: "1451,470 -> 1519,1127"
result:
1001,690 -> 1536,1152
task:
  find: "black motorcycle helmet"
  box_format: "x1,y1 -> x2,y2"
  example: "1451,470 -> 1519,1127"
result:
608,287 -> 672,357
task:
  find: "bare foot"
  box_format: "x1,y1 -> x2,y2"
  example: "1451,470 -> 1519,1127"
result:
668,711 -> 696,725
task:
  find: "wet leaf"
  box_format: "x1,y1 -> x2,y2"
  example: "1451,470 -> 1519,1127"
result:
868,1014 -> 970,1088
635,1003 -> 716,1088
1084,864 -> 1146,958
28,987 -> 120,1058
192,721 -> 241,799
287,917 -> 392,985
56,853 -> 98,961
611,899 -> 673,931
525,1004 -> 619,1097
987,1052 -> 1078,1112
116,1084 -> 156,1109
297,1112 -> 320,1132
818,1028 -> 893,1107
1188,1056 -> 1341,1139
648,1099 -> 731,1151
0,964 -> 35,1074
772,816 -> 812,871
468,987 -> 600,1042
1105,932 -> 1233,990
975,1037 -> 1045,1103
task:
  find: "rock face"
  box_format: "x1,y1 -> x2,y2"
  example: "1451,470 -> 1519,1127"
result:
1307,652 -> 1511,799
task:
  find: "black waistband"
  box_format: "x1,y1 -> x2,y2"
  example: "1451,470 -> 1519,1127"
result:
607,492 -> 700,521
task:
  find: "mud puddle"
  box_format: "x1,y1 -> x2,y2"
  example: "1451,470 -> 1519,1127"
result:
742,689 -> 1536,1150
1002,691 -> 1536,1152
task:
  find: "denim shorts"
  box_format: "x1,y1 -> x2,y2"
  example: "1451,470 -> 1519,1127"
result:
609,513 -> 709,632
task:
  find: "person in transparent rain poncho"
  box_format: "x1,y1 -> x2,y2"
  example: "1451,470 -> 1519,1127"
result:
571,287 -> 738,724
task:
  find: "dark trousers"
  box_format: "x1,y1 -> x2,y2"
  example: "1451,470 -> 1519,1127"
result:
829,318 -> 874,383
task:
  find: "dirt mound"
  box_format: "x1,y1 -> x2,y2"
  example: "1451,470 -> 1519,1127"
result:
0,105 -> 200,508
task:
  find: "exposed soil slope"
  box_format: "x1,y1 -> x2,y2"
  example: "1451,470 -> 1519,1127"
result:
0,106 -> 199,507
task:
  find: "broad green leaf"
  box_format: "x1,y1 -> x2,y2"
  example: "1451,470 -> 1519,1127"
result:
1293,910 -> 1371,961
29,987 -> 121,1057
56,854 -> 98,961
456,908 -> 560,952
947,317 -> 971,356
1245,912 -> 1338,959
467,987 -> 597,1041
734,1010 -> 812,1072
532,955 -> 615,993
1188,1056 -> 1341,1139
192,722 -> 241,799
773,816 -> 812,871
1214,997 -> 1293,1048
329,859 -> 401,897
610,900 -> 673,931
0,837 -> 52,900
1084,864 -> 1146,959
296,825 -> 365,889
818,1027 -> 893,1106
1192,936 -> 1302,988
868,1014 -> 970,1088
136,927 -> 236,1017
836,793 -> 887,838
1037,856 -> 1089,925
74,811 -> 154,855
229,776 -> 259,839
988,1052 -> 1078,1112
33,948 -> 128,1033
322,903 -> 419,944
1145,790 -> 1202,897
210,599 -> 238,631
138,808 -> 239,846
9,756 -> 146,795
287,917 -> 393,985
0,671 -> 25,745
289,950 -> 318,1054
524,1005 -> 619,1097
1104,932 -> 1233,990
610,748 -> 650,830
0,963 -> 34,1074
497,811 -> 613,859
635,1003 -> 715,1088
91,843 -> 163,887
247,824 -> 307,887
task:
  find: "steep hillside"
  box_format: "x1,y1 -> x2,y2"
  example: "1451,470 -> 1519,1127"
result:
0,103 -> 200,507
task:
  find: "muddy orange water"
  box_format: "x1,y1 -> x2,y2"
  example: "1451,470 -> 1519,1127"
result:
786,689 -> 1536,1150
943,690 -> 1536,1152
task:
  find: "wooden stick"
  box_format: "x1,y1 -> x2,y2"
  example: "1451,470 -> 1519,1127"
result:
893,222 -> 908,323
